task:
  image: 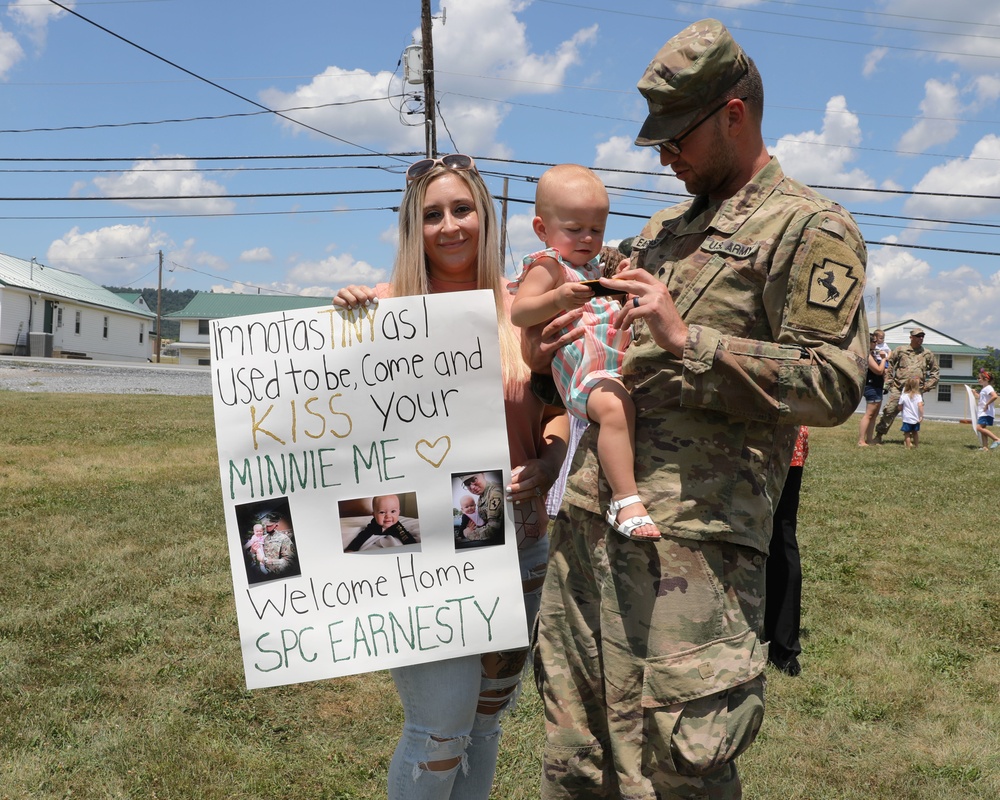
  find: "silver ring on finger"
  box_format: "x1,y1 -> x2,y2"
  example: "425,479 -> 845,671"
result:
534,487 -> 542,497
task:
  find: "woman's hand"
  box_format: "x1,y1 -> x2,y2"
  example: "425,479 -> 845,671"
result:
334,284 -> 378,309
506,459 -> 557,504
521,308 -> 586,372
603,267 -> 687,356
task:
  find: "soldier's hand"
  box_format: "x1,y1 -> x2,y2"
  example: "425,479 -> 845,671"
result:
604,268 -> 688,356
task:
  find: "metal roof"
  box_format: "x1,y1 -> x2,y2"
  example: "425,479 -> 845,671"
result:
166,291 -> 334,319
0,252 -> 154,317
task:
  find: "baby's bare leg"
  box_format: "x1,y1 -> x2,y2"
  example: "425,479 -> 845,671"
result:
587,379 -> 659,540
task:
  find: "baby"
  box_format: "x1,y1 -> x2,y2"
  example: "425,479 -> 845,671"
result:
455,494 -> 483,539
243,522 -> 268,573
345,494 -> 417,551
509,164 -> 658,542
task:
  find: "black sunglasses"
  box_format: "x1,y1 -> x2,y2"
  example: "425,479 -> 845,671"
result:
657,97 -> 748,156
405,154 -> 477,184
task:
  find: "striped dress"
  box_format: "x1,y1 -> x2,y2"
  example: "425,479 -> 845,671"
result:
510,248 -> 631,421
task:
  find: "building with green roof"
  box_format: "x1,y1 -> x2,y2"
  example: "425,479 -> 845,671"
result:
165,291 -> 334,366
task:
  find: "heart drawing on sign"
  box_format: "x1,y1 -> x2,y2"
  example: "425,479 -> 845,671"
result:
415,436 -> 451,468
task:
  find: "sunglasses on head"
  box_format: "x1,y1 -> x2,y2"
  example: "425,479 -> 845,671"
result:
405,154 -> 477,184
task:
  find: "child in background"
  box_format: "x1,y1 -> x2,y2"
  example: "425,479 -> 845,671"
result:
972,369 -> 1000,451
873,328 -> 891,360
899,376 -> 924,449
508,164 -> 658,542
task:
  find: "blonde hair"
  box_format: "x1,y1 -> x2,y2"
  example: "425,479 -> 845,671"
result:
392,164 -> 527,383
903,376 -> 921,396
535,163 -> 609,220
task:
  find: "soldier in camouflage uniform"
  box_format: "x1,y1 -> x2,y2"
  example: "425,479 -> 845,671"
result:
531,19 -> 868,799
461,471 -> 506,543
872,327 -> 939,444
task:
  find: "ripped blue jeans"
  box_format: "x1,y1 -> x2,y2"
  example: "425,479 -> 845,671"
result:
387,536 -> 548,800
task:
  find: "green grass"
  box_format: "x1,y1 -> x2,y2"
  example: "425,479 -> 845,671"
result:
1,394 -> 997,799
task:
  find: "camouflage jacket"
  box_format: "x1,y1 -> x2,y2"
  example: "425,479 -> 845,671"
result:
885,345 -> 939,392
563,157 -> 868,553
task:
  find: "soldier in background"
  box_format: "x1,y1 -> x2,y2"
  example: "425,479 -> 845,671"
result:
530,18 -> 868,799
872,327 -> 939,444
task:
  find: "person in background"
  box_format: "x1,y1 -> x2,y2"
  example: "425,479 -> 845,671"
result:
899,376 -> 924,449
765,426 -> 808,676
530,19 -> 867,799
872,328 -> 938,444
333,153 -> 568,800
971,369 -> 1000,451
858,331 -> 887,446
872,328 -> 890,359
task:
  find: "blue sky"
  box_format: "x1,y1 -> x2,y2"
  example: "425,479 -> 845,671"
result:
4,0 -> 1000,346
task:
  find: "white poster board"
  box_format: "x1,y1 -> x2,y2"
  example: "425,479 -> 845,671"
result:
211,291 -> 527,689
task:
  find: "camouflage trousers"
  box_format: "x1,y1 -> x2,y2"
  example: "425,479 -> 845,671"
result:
534,503 -> 768,800
874,387 -> 902,437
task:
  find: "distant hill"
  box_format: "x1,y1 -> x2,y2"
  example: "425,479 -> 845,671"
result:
103,286 -> 196,339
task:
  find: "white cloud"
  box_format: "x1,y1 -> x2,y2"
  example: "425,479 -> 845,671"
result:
504,212 -> 540,275
8,0 -> 71,45
285,252 -> 388,292
882,1 -> 1000,69
0,25 -> 24,77
897,79 -> 962,154
973,74 -> 1000,104
92,159 -> 236,215
240,247 -> 273,263
867,244 -> 1000,346
771,95 -> 877,203
593,135 -> 665,189
258,0 -> 598,155
863,47 -> 888,78
903,133 -> 1000,218
46,224 -> 170,283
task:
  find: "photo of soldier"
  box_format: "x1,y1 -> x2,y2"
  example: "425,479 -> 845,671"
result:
453,470 -> 505,548
234,498 -> 301,585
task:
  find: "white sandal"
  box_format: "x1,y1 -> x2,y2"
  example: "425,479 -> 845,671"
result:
606,495 -> 660,541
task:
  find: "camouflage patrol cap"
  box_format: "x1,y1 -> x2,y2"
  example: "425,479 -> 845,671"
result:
635,18 -> 749,147
910,328 -> 925,336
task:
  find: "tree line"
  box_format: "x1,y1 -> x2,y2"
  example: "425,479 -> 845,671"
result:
104,286 -> 196,340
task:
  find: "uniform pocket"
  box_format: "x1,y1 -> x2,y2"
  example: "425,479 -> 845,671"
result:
642,629 -> 767,776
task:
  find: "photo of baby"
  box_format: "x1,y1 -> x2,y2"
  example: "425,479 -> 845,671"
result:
339,492 -> 422,554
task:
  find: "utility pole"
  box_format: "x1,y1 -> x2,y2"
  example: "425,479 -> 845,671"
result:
420,0 -> 438,157
155,249 -> 163,363
500,177 -> 509,266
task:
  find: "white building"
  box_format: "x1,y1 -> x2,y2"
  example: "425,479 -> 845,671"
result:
0,253 -> 155,362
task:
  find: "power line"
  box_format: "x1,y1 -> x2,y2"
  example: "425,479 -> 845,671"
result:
44,0 -> 404,160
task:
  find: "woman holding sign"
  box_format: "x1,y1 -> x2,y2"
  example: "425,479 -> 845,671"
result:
334,154 -> 568,800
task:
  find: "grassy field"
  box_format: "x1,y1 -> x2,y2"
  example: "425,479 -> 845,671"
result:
1,393 -> 997,799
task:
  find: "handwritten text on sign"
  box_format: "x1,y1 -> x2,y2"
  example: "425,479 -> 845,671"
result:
211,291 -> 526,689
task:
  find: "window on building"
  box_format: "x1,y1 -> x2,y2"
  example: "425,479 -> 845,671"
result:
198,319 -> 210,336
75,311 -> 81,335
139,324 -> 144,344
938,385 -> 952,402
103,316 -> 109,339
938,354 -> 953,369
197,358 -> 211,366
57,308 -> 63,328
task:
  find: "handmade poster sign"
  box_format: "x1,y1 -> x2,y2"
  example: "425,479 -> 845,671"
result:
211,291 -> 526,689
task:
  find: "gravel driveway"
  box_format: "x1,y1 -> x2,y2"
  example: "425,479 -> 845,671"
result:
0,357 -> 212,396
